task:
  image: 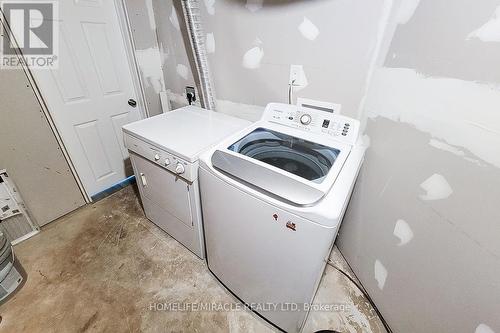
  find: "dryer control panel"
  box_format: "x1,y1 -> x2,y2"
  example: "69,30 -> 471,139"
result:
261,103 -> 360,145
123,133 -> 197,182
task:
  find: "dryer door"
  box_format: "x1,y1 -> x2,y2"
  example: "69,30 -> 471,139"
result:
130,152 -> 205,259
132,153 -> 192,226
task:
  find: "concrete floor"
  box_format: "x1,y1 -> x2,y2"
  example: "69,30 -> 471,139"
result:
0,185 -> 386,332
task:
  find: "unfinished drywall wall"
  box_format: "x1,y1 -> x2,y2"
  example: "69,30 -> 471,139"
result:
124,0 -> 166,116
0,68 -> 86,226
152,0 -> 392,119
338,0 -> 500,332
385,0 -> 500,84
152,0 -> 197,104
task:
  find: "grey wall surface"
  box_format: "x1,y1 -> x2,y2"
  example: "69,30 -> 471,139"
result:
0,68 -> 86,226
152,0 -> 389,119
153,0 -> 198,100
124,0 -> 165,117
338,1 -> 500,332
385,0 -> 500,83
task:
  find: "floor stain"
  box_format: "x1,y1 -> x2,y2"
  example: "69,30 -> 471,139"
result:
79,311 -> 98,332
0,185 -> 385,333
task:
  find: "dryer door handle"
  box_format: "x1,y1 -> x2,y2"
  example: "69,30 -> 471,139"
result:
140,173 -> 147,187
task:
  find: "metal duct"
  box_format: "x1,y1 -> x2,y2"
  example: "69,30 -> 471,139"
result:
180,0 -> 217,110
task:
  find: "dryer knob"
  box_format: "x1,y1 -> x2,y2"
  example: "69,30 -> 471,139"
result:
164,158 -> 170,166
154,153 -> 160,161
175,163 -> 185,174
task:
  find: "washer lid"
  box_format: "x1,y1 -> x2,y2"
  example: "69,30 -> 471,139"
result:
212,127 -> 351,206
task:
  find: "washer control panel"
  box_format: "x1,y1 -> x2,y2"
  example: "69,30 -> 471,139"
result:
262,103 -> 360,145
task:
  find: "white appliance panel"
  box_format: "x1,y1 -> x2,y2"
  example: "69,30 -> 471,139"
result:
123,106 -> 251,259
132,152 -> 192,226
261,103 -> 360,145
199,102 -> 365,330
201,167 -> 336,333
123,106 -> 250,162
131,153 -> 203,257
124,130 -> 197,182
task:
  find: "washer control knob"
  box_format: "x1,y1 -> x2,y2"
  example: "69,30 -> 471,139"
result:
154,153 -> 160,161
175,163 -> 185,174
300,114 -> 312,125
164,158 -> 170,166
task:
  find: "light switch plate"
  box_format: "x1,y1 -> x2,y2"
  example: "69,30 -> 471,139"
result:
289,64 -> 308,88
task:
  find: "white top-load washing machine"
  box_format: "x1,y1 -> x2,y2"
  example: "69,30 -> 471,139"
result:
199,102 -> 365,332
122,106 -> 250,259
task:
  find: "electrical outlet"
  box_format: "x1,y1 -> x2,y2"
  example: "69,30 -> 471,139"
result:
185,86 -> 196,105
289,65 -> 307,88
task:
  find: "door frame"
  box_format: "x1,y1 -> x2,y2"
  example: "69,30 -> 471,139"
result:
0,3 -> 149,203
115,0 -> 151,118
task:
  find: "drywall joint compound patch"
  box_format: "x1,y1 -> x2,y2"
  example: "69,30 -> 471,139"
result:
135,47 -> 166,93
429,139 -> 483,165
365,67 -> 500,168
204,0 -> 215,15
176,64 -> 189,80
356,0 -> 394,120
475,323 -> 495,333
395,0 -> 421,24
429,138 -> 465,157
145,0 -> 156,30
170,5 -> 180,30
467,6 -> 500,42
242,39 -> 264,69
393,219 -> 413,246
298,17 -> 319,41
419,174 -> 453,201
206,32 -> 215,54
374,260 -> 388,290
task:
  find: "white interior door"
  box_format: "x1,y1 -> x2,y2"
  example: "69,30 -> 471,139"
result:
30,0 -> 142,197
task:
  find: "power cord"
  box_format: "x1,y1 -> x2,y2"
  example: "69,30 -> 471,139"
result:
326,259 -> 393,333
288,79 -> 296,104
187,92 -> 194,105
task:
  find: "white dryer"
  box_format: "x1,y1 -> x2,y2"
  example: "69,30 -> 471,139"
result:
122,106 -> 250,259
199,103 -> 365,332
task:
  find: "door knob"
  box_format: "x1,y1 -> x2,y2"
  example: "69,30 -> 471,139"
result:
128,99 -> 137,107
